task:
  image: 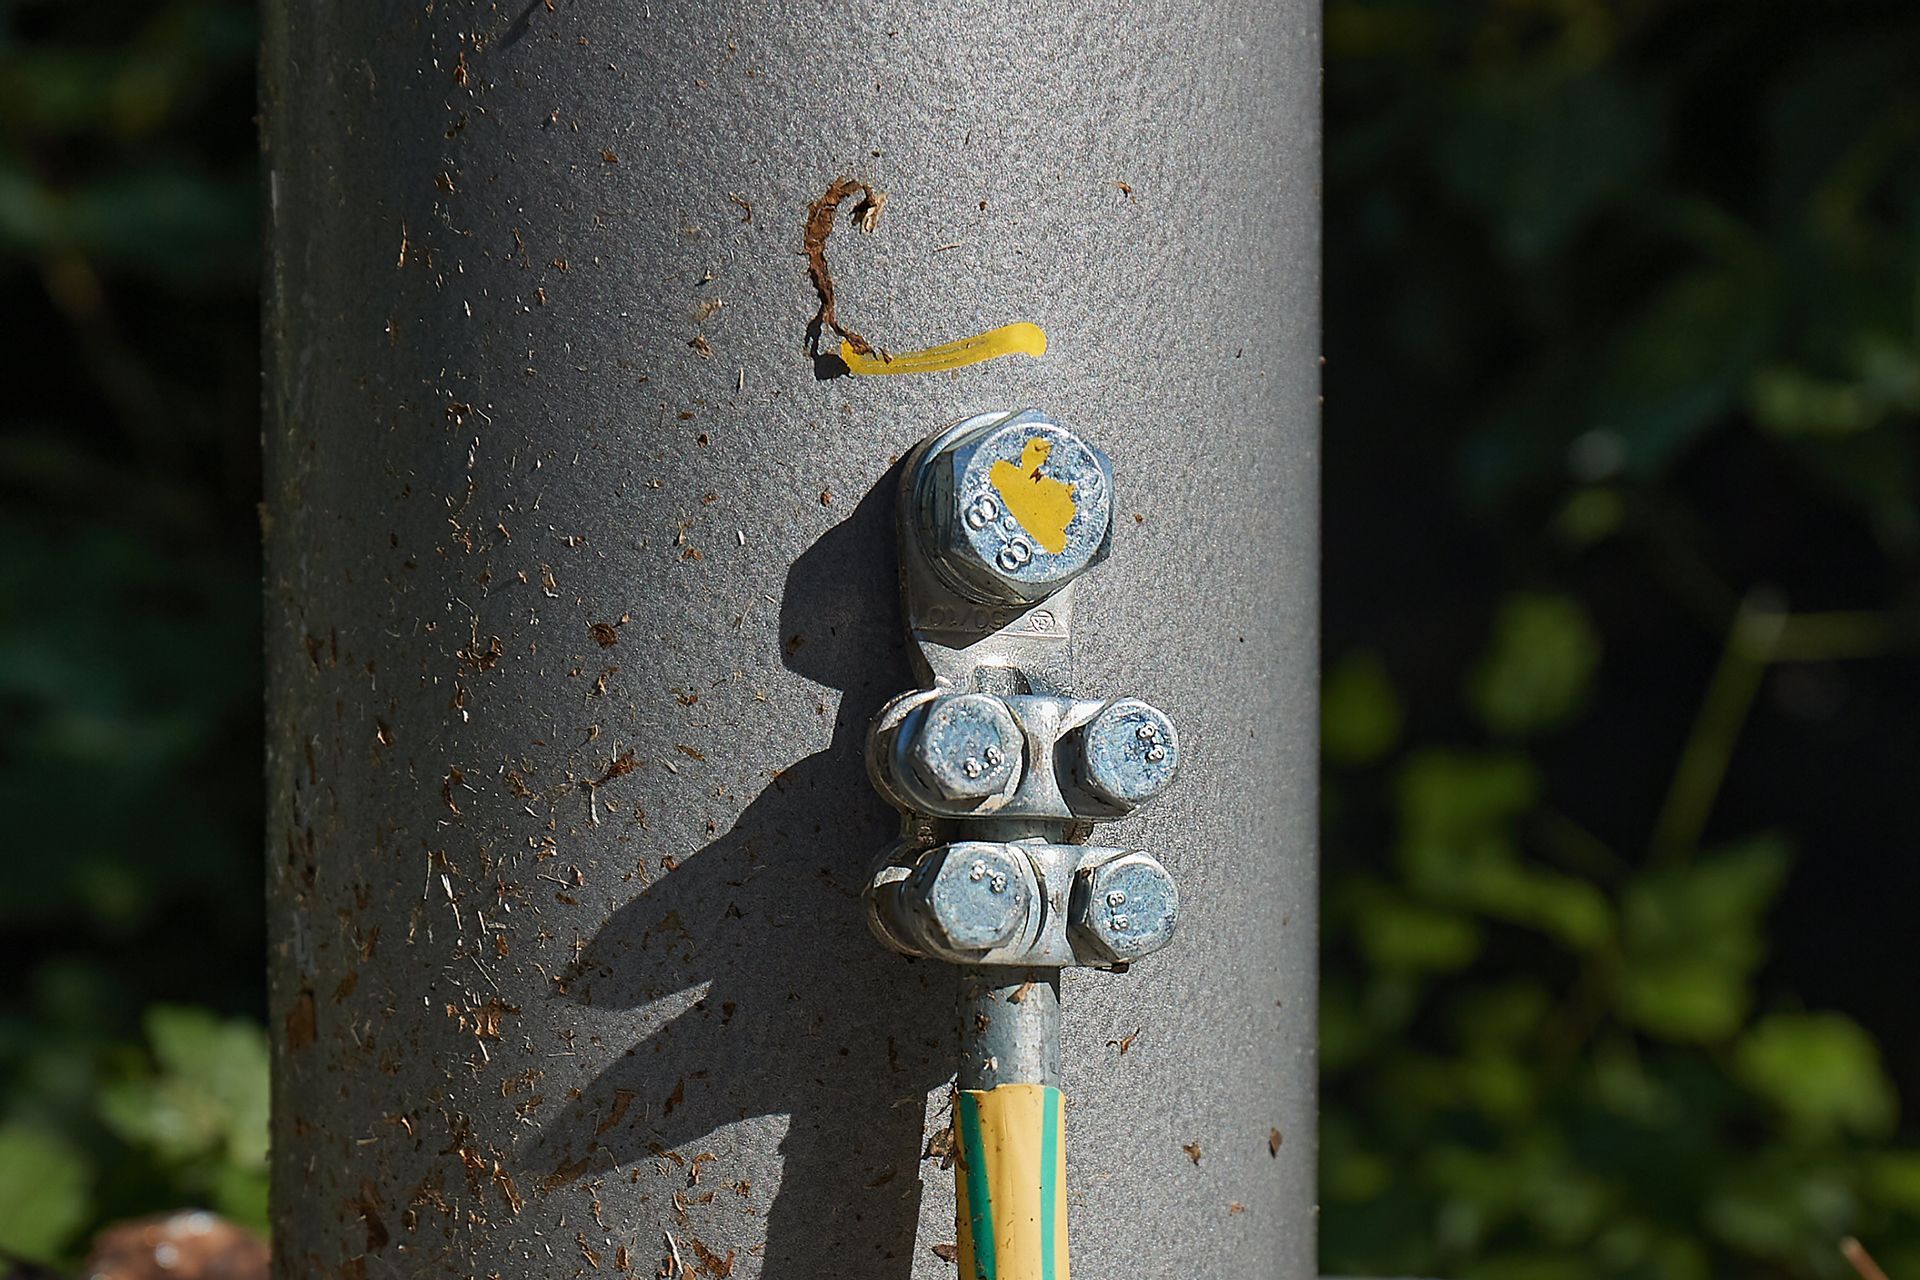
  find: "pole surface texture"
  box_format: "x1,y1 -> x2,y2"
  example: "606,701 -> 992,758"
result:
263,4 -> 1319,1277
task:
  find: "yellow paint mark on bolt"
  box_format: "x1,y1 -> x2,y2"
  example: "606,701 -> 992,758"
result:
839,321 -> 1046,377
989,438 -> 1077,555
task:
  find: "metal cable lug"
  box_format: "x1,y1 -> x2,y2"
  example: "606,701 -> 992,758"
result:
863,410 -> 1187,1276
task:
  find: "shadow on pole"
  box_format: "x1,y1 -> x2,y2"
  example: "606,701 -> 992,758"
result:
537,474 -> 955,1277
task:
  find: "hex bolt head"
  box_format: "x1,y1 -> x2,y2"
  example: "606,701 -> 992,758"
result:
912,408 -> 1114,606
905,693 -> 1024,801
1069,850 -> 1179,965
1074,698 -> 1181,809
912,842 -> 1036,956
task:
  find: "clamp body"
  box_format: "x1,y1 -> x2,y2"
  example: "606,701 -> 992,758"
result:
863,408 -> 1183,1277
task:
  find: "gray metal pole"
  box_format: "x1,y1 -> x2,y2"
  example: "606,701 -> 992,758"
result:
262,4 -> 1319,1278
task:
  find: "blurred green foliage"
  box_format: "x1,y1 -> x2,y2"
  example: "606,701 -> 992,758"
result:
0,0 -> 262,1263
1326,1 -> 1920,1277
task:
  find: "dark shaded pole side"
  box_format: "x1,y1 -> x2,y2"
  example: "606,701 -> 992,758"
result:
262,4 -> 1318,1277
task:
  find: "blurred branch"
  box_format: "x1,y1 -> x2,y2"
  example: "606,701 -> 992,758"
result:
1622,487 -> 1744,631
39,252 -> 173,448
1652,594 -> 1920,861
1650,590 -> 1787,863
1529,807 -> 1627,878
1772,609 -> 1920,661
1843,1237 -> 1892,1280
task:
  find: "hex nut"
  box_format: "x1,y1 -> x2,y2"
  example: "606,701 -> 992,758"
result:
904,692 -> 1024,801
911,842 -> 1036,956
1069,850 -> 1179,965
1074,698 -> 1180,809
914,409 -> 1114,606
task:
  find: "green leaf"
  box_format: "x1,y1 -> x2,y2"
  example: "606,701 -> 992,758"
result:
1462,260 -> 1773,503
1353,885 -> 1484,973
1458,1251 -> 1593,1280
0,1125 -> 91,1261
1451,982 -> 1552,1052
1864,1150 -> 1920,1215
1320,974 -> 1375,1076
1703,1152 -> 1857,1264
1587,1037 -> 1685,1128
1748,332 -> 1920,441
1398,749 -> 1541,859
212,1162 -> 270,1233
1749,365 -> 1889,437
1322,1113 -> 1395,1203
1463,1051 -> 1539,1124
1459,858 -> 1612,949
1591,1222 -> 1711,1280
1734,1011 -> 1896,1139
1437,69 -> 1660,264
1427,1135 -> 1613,1252
1396,750 -> 1610,948
1586,264 -> 1774,465
1616,837 -> 1789,1042
1553,488 -> 1626,549
98,1005 -> 269,1171
1467,593 -> 1602,736
1778,423 -> 1920,556
1396,748 -> 1538,904
0,165 -> 256,285
1324,650 -> 1405,766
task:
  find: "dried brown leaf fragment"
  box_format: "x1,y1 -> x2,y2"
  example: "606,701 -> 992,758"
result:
803,177 -> 887,357
924,1103 -> 959,1169
597,1088 -> 636,1135
689,1237 -> 735,1278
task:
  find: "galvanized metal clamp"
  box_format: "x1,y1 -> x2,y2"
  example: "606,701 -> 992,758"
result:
864,409 -> 1182,1280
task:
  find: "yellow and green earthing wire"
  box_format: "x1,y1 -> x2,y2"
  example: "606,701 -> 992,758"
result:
956,1083 -> 1071,1280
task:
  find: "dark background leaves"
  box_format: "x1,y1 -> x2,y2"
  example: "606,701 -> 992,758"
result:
0,0 -> 265,1257
1326,1 -> 1920,1277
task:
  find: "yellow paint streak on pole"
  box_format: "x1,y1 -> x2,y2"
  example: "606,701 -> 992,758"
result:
839,321 -> 1046,376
